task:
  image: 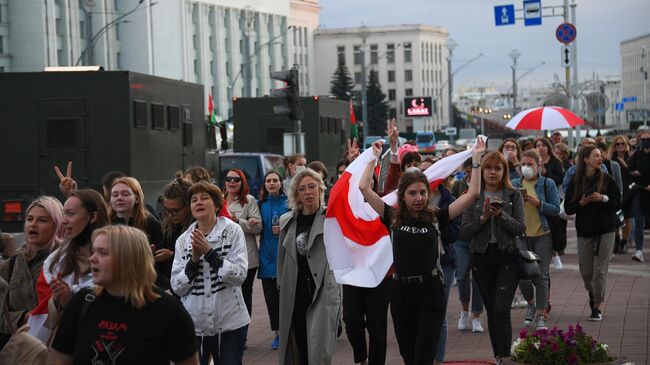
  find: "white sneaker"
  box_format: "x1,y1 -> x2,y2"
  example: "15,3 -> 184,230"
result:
471,317 -> 484,333
632,250 -> 644,262
458,311 -> 470,331
552,255 -> 563,270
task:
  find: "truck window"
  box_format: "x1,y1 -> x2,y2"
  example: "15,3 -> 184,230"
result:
47,119 -> 77,147
219,156 -> 261,187
134,100 -> 148,128
168,105 -> 181,130
264,156 -> 286,178
152,103 -> 166,130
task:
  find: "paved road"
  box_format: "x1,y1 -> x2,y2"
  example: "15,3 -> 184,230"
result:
243,225 -> 650,364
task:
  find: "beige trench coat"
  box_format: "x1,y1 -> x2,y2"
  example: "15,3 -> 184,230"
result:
277,208 -> 342,365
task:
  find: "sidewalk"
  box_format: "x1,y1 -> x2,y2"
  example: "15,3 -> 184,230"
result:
243,226 -> 650,364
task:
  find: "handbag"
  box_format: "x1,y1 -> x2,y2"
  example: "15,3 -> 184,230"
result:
513,236 -> 542,281
543,178 -> 568,252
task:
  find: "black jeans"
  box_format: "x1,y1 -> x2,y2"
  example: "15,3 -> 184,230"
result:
195,325 -> 248,365
261,278 -> 280,331
473,244 -> 519,358
241,267 -> 257,317
342,278 -> 392,365
391,276 -> 446,365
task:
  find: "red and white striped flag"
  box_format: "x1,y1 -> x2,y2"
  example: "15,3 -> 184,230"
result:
324,136 -> 485,287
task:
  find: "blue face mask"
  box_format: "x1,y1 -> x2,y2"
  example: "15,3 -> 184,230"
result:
455,171 -> 466,180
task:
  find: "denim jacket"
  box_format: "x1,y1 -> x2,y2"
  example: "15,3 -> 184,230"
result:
511,175 -> 561,232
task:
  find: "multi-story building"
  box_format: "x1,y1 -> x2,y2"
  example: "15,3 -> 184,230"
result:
620,33 -> 650,128
314,24 -> 449,133
602,78 -> 623,129
1,0 -> 320,119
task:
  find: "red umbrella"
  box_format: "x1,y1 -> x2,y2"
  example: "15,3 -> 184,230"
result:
505,106 -> 585,130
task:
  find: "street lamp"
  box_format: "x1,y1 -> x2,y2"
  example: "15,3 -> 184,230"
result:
509,49 -> 521,113
438,51 -> 485,128
642,46 -> 648,128
358,25 -> 370,143
75,0 -> 154,66
505,61 -> 545,111
445,38 -> 457,128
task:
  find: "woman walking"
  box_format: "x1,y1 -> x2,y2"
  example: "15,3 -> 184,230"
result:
277,168 -> 342,365
564,146 -> 621,321
511,150 -> 561,330
257,171 -> 289,350
359,138 -> 485,365
608,135 -> 634,253
535,138 -> 565,187
459,152 -> 526,364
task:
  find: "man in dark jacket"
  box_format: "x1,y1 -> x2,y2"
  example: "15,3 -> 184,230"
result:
627,131 -> 650,262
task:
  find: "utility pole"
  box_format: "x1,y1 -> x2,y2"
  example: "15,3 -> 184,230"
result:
446,39 -> 457,128
359,25 -> 370,142
568,0 -> 581,147
509,49 -> 520,113
642,46 -> 648,128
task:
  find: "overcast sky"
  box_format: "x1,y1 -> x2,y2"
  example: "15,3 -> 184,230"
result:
319,0 -> 649,92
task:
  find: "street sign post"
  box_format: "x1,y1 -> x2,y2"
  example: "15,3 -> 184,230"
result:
494,5 -> 515,26
560,45 -> 572,68
555,22 -> 577,44
615,103 -> 624,112
622,96 -> 638,103
523,0 -> 542,26
445,127 -> 458,136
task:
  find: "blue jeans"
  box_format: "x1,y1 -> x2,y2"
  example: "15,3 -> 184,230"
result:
454,240 -> 484,313
195,325 -> 248,365
436,263 -> 455,362
631,193 -> 646,251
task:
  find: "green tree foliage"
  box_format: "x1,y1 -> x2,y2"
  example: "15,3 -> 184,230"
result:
329,64 -> 354,101
366,70 -> 388,136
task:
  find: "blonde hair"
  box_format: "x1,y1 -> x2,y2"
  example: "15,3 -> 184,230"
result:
108,177 -> 150,230
287,168 -> 326,211
91,225 -> 159,309
25,196 -> 65,252
607,134 -> 630,160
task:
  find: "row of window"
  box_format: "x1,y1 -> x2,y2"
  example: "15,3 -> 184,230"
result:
338,42 -> 417,67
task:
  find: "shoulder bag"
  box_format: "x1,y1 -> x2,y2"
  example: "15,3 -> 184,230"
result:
543,178 -> 568,252
513,236 -> 542,281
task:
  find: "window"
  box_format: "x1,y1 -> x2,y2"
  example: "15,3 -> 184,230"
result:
0,36 -> 3,53
337,46 -> 345,65
386,43 -> 395,64
168,105 -> 181,130
370,44 -> 378,64
404,42 -> 412,63
389,108 -> 397,119
182,106 -> 193,147
152,103 -> 166,129
47,119 -> 77,147
353,45 -> 362,65
388,89 -> 396,101
134,100 -> 148,128
405,88 -> 413,96
354,72 -> 362,84
387,70 -> 395,82
405,69 -> 412,82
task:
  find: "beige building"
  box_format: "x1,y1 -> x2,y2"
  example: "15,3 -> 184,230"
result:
620,33 -> 650,128
314,24 -> 450,133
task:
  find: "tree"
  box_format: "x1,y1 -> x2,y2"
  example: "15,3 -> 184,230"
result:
366,70 -> 388,136
329,64 -> 354,101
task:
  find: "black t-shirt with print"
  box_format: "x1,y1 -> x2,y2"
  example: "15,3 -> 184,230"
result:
52,287 -> 196,365
381,203 -> 449,276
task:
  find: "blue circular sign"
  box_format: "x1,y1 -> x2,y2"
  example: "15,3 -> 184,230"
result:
556,23 -> 577,44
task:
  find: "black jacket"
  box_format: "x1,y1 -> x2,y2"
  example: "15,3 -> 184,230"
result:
564,171 -> 621,238
542,156 -> 565,187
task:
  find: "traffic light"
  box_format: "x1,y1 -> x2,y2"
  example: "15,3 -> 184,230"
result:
270,67 -> 303,121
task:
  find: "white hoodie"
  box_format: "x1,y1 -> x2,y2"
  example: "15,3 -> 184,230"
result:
171,218 -> 250,336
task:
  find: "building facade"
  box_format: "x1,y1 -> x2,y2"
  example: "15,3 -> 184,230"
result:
1,0 -> 320,119
314,24 -> 450,133
620,33 -> 650,128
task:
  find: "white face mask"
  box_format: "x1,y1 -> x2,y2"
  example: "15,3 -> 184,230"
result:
521,165 -> 535,179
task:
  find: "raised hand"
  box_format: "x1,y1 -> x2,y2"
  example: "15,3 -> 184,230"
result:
386,118 -> 399,150
372,140 -> 384,159
54,161 -> 77,197
347,138 -> 360,162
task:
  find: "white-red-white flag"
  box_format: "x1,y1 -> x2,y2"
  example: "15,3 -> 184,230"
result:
324,136 -> 485,287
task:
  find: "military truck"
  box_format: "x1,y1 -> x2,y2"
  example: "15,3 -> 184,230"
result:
0,70 -> 210,231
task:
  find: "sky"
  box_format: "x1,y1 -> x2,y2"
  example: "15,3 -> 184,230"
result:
319,0 -> 649,93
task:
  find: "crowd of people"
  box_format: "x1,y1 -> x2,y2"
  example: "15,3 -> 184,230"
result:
0,123 -> 648,365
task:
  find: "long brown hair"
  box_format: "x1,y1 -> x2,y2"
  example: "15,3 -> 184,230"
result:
392,170 -> 436,229
108,177 -> 150,231
481,151 -> 513,191
570,145 -> 606,202
224,169 -> 250,205
49,189 -> 109,277
535,137 -> 560,162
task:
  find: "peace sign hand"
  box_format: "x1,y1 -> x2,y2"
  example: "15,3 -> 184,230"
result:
386,118 -> 399,150
54,161 -> 77,197
347,137 -> 360,162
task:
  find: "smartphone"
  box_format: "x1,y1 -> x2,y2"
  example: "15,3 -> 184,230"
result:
518,187 -> 528,197
490,200 -> 505,208
583,188 -> 595,196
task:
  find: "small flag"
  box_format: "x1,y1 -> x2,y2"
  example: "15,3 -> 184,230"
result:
208,94 -> 217,125
349,100 -> 358,140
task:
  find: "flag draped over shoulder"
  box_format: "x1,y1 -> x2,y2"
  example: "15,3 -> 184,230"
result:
324,136 -> 485,287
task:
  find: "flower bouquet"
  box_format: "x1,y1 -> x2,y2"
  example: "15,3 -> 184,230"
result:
510,324 -> 616,365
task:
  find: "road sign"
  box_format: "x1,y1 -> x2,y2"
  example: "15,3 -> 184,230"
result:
445,127 -> 458,136
556,22 -> 577,44
615,103 -> 624,112
494,5 -> 515,26
523,0 -> 542,26
560,45 -> 572,68
622,96 -> 638,103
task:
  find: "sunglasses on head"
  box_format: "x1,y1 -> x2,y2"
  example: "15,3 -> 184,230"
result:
225,176 -> 242,183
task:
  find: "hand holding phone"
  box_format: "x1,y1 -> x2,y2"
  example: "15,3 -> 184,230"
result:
518,188 -> 528,197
